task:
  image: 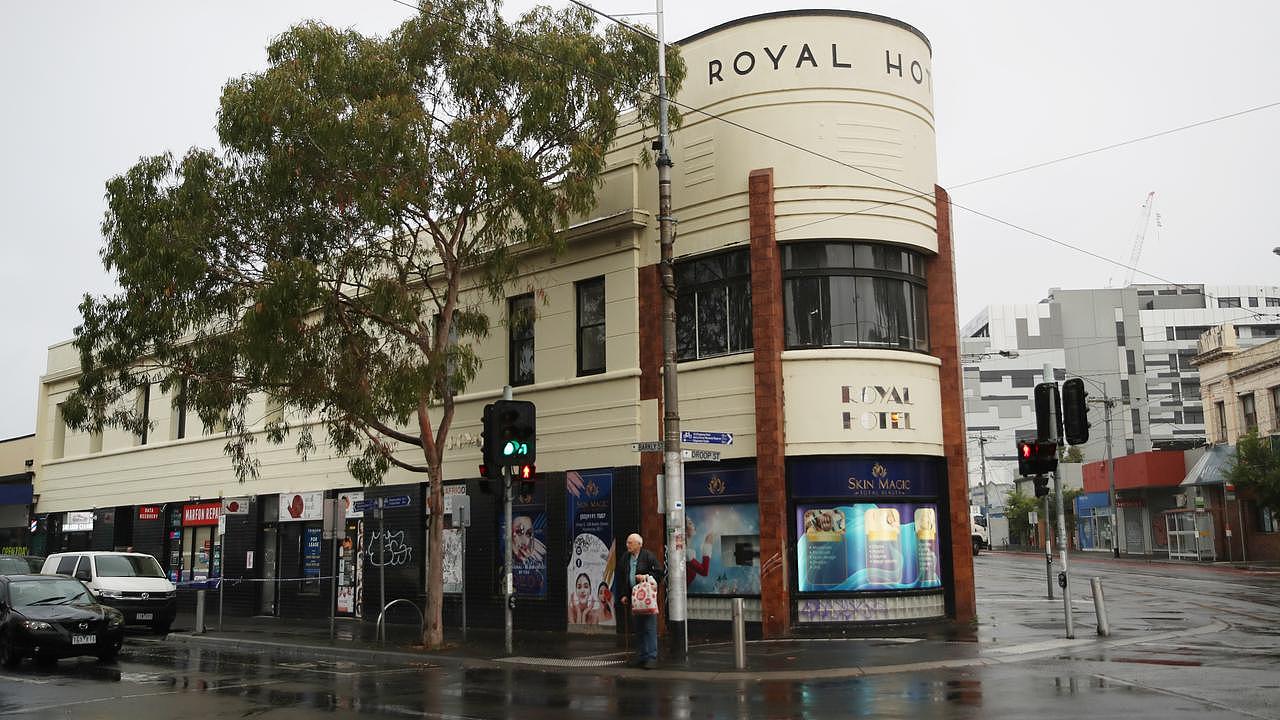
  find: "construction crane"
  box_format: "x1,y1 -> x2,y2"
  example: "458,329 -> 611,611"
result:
1123,191 -> 1157,287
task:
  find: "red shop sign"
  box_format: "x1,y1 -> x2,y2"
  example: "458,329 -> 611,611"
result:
138,506 -> 162,521
183,502 -> 221,526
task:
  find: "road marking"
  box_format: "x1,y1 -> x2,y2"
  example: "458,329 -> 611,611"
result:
1091,672 -> 1277,720
0,673 -> 48,685
0,679 -> 283,715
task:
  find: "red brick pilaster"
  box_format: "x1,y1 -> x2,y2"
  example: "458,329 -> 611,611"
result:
927,185 -> 977,624
637,264 -> 666,567
749,168 -> 790,637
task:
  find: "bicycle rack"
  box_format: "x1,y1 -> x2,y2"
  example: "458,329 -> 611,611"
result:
375,599 -> 423,646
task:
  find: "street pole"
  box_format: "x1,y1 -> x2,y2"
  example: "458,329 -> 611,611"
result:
1103,396 -> 1118,558
654,0 -> 687,661
1044,364 -> 1073,639
1044,495 -> 1053,600
978,435 -> 990,512
503,385 -> 514,655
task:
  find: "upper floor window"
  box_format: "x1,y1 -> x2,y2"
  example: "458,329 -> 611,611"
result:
508,294 -> 535,386
782,242 -> 928,351
576,277 -> 606,376
137,383 -> 151,445
1242,393 -> 1258,433
1267,297 -> 1280,307
1218,297 -> 1241,308
1215,401 -> 1227,443
676,249 -> 752,361
1273,386 -> 1280,431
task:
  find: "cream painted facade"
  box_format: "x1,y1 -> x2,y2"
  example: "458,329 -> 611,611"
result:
1196,325 -> 1280,443
38,11 -> 941,511
33,11 -> 961,630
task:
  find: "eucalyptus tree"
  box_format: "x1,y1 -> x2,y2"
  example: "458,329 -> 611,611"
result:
65,0 -> 683,648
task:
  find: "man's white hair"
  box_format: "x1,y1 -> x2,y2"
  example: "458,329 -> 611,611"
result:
627,532 -> 643,545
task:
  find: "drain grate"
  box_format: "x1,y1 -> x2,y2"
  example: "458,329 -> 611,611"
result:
498,656 -> 626,668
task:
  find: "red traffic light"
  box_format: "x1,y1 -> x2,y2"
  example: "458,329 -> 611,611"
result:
518,464 -> 535,480
1020,443 -> 1032,459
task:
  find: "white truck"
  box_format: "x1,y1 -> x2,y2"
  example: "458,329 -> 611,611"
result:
970,505 -> 990,555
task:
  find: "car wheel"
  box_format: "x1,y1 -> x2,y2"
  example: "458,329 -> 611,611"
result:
97,645 -> 120,663
0,633 -> 22,669
34,653 -> 58,668
151,621 -> 172,636
972,538 -> 981,556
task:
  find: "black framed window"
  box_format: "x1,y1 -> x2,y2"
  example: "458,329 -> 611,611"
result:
675,249 -> 752,361
508,294 -> 535,386
576,277 -> 606,375
782,242 -> 928,351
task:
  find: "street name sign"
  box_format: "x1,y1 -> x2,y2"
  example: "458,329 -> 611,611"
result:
631,442 -> 664,453
682,449 -> 721,461
681,431 -> 734,445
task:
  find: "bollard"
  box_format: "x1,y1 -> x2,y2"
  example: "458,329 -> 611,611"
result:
731,597 -> 746,670
194,589 -> 207,635
1090,577 -> 1110,637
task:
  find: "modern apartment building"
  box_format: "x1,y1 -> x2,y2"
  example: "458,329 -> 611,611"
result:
962,285 -> 1280,501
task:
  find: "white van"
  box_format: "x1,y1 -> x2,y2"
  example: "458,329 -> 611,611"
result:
41,552 -> 177,633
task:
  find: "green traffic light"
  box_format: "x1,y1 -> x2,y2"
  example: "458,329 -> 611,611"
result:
503,441 -> 528,457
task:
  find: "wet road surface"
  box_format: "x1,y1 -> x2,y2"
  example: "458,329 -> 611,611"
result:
0,554 -> 1275,719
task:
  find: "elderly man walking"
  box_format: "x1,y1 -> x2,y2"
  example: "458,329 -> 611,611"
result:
617,532 -> 664,669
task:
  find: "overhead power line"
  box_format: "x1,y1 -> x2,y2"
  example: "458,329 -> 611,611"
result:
380,0 -> 1280,320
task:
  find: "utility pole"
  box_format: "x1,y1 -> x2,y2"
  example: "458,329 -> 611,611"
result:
1087,389 -> 1119,557
502,385 -> 513,655
654,0 -> 687,661
977,435 -> 990,511
1044,364 -> 1073,639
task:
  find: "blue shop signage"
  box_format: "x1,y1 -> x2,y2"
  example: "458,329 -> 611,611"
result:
789,456 -> 943,500
685,466 -> 757,502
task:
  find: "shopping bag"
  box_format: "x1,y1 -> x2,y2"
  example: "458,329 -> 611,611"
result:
630,576 -> 659,615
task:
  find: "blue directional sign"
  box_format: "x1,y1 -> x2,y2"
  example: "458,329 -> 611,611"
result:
352,499 -> 377,512
681,431 -> 734,446
383,495 -> 413,509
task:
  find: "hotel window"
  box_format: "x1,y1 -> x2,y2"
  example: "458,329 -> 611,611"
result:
1218,297 -> 1241,308
675,249 -> 752,361
782,242 -> 928,352
1215,401 -> 1227,442
576,277 -> 605,376
1242,393 -> 1258,433
137,383 -> 151,445
508,294 -> 535,386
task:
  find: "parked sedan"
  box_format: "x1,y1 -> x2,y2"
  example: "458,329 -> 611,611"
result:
0,574 -> 125,668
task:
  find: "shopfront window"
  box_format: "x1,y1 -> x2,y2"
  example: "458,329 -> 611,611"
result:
684,466 -> 761,597
782,242 -> 928,351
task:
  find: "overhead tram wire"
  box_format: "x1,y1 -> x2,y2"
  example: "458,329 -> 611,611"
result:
382,0 -> 1280,321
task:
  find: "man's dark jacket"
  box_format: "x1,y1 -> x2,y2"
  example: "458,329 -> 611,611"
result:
616,547 -> 665,608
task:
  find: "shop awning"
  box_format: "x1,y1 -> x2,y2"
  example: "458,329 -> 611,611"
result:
0,483 -> 33,505
1180,445 -> 1235,487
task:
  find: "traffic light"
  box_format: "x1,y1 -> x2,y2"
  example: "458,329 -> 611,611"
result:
493,399 -> 536,466
517,464 -> 536,496
1033,474 -> 1051,498
1061,378 -> 1089,445
480,404 -> 501,480
1034,382 -> 1062,442
1016,439 -> 1058,493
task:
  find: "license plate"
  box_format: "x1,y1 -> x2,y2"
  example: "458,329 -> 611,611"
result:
71,634 -> 96,646
136,613 -> 153,620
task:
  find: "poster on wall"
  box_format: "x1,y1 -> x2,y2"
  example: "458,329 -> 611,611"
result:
338,491 -> 365,519
500,483 -> 547,598
796,503 -> 941,592
425,486 -> 466,595
566,469 -> 615,627
303,527 -> 323,578
279,491 -> 324,522
685,504 -> 761,595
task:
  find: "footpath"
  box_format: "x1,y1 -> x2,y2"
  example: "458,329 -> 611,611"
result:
138,551 -> 1244,682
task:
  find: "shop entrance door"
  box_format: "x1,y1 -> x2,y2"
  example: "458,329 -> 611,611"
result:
260,526 -> 278,615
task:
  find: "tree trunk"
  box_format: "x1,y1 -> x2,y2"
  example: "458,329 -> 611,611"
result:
423,459 -> 445,649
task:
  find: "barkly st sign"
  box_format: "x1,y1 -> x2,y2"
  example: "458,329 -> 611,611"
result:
707,44 -> 931,89
841,384 -> 913,432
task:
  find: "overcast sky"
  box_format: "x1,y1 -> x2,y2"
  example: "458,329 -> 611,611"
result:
3,1 -> 1278,440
